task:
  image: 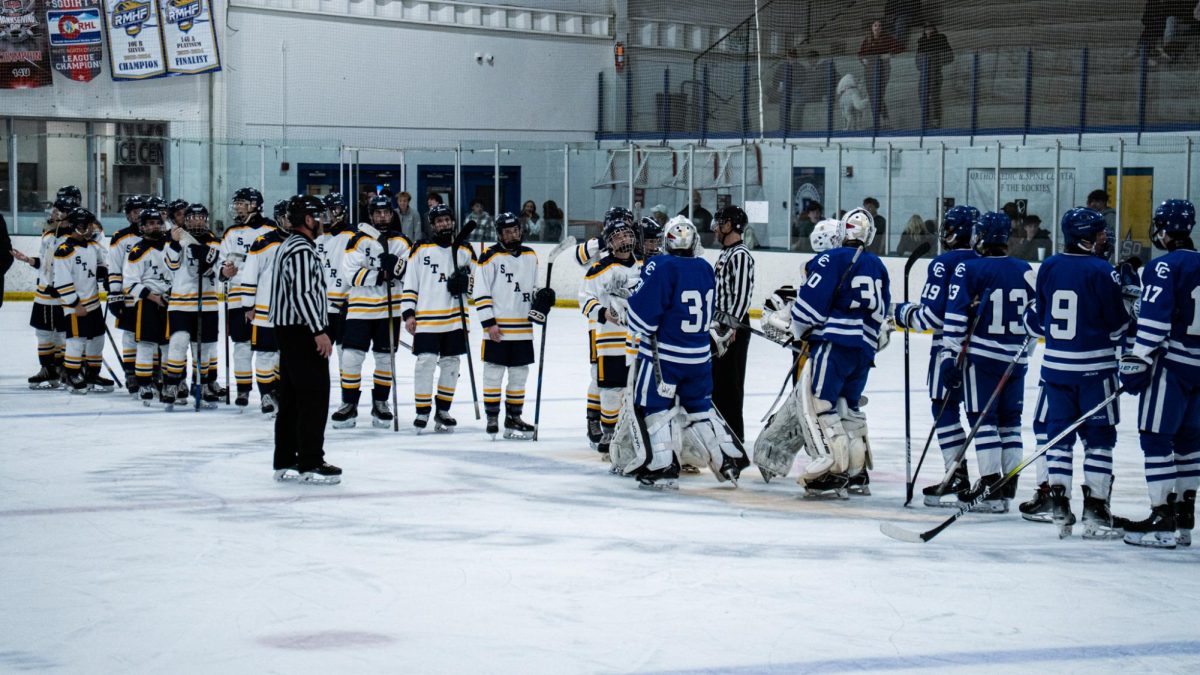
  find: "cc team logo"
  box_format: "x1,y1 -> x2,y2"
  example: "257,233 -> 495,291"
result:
110,0 -> 151,37
164,0 -> 201,32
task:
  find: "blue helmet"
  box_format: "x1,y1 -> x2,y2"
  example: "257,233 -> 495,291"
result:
1152,199 -> 1196,236
1060,207 -> 1107,249
943,205 -> 980,241
972,211 -> 1012,248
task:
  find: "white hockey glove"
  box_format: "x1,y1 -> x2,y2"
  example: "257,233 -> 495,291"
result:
710,324 -> 735,357
875,317 -> 895,353
761,306 -> 795,345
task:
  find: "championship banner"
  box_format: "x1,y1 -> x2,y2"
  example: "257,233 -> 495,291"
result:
0,0 -> 53,89
101,0 -> 165,80
46,0 -> 103,82
159,0 -> 218,75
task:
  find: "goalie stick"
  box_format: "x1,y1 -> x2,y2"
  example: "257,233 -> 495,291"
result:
881,385 -> 1127,543
532,235 -> 577,441
902,242 -> 932,504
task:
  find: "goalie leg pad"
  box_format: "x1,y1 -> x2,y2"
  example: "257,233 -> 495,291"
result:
684,409 -> 745,482
753,386 -> 807,479
801,398 -> 849,479
838,398 -> 870,475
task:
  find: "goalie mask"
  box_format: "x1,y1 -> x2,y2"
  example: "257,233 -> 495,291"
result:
663,216 -> 698,257
810,218 -> 845,253
841,207 -> 876,247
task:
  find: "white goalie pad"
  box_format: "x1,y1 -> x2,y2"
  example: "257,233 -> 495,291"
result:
838,397 -> 872,473
752,384 -> 808,479
683,409 -> 745,483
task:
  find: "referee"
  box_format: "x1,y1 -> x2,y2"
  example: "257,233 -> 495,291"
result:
710,205 -> 755,444
269,194 -> 341,485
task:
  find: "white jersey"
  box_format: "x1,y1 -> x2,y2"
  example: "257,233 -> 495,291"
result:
106,223 -> 141,307
573,236 -> 603,267
123,238 -> 173,300
52,238 -> 104,316
474,244 -> 538,342
219,214 -> 277,308
33,227 -> 71,306
241,229 -> 288,326
164,233 -> 222,313
401,240 -> 476,334
342,226 -> 413,322
578,254 -> 642,358
318,224 -> 354,314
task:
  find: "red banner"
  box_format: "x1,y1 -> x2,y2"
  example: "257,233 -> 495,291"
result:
0,0 -> 53,89
47,0 -> 103,82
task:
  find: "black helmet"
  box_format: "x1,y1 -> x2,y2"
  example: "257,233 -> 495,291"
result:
183,203 -> 211,234
323,191 -> 346,214
233,187 -> 264,208
287,194 -> 325,224
495,212 -> 523,250
167,199 -> 190,218
714,205 -> 748,233
429,203 -> 453,225
139,208 -> 165,238
123,194 -> 148,214
56,186 -> 82,209
273,199 -> 289,221
67,207 -> 95,234
146,196 -> 168,211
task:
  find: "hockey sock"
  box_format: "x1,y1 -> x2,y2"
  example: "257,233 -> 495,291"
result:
121,330 -> 136,373
233,340 -> 253,392
587,365 -> 601,421
482,362 -> 504,416
414,353 -> 437,415
135,341 -> 159,389
201,342 -> 218,383
372,350 -> 393,402
969,414 -> 1003,476
165,331 -> 191,385
1140,431 -> 1179,507
35,329 -> 58,368
340,348 -> 366,406
64,336 -> 86,379
600,387 -> 623,437
255,350 -> 279,396
1174,425 -> 1200,493
506,365 -> 529,417
932,399 -> 966,472
435,356 -> 460,412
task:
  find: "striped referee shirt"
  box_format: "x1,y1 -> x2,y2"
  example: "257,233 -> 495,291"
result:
268,231 -> 329,335
714,240 -> 755,322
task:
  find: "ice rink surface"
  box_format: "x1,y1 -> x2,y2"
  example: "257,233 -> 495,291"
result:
2,301 -> 1198,674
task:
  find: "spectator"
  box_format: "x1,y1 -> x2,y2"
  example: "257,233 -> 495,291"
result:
916,22 -> 953,128
395,191 -> 421,241
542,200 -> 564,242
884,0 -> 922,47
862,197 -> 888,254
1009,214 -> 1053,261
467,199 -> 495,242
896,214 -> 936,257
1139,1 -> 1173,66
519,200 -> 541,241
858,20 -> 903,127
1087,189 -> 1117,231
650,204 -> 669,226
678,189 -> 713,232
770,49 -> 822,131
791,200 -> 824,252
423,192 -> 444,233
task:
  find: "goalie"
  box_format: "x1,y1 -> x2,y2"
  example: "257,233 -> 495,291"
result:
619,217 -> 746,490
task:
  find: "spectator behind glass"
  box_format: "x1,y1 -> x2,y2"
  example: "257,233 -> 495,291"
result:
542,200 -> 564,242
467,199 -> 495,242
896,214 -> 936,257
791,200 -> 823,252
1087,189 -> 1117,231
395,191 -> 421,241
858,20 -> 903,127
916,22 -> 954,128
884,0 -> 921,47
863,197 -> 888,254
423,192 -> 444,235
650,204 -> 669,226
678,189 -> 713,232
1009,214 -> 1052,261
519,200 -> 541,241
770,48 -> 823,131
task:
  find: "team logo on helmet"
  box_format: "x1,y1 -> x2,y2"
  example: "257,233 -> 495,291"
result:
163,0 -> 202,33
110,1 -> 151,37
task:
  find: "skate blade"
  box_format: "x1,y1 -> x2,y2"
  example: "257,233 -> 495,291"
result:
1178,530 -> 1193,547
29,381 -> 60,390
89,386 -> 114,394
720,470 -> 739,487
1020,512 -> 1054,523
680,465 -> 701,474
1056,523 -> 1073,539
803,488 -> 849,500
965,500 -> 1009,514
163,403 -> 175,412
273,469 -> 300,482
502,429 -> 534,440
332,421 -> 356,429
1123,532 -> 1176,549
848,486 -> 871,496
300,474 -> 341,485
757,467 -> 775,483
599,451 -> 611,463
1081,524 -> 1123,540
924,495 -> 961,508
371,417 -> 392,429
637,479 -> 679,491
68,388 -> 89,396
434,425 -> 455,434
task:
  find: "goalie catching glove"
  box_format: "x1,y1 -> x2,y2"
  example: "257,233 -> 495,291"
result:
528,287 -> 556,325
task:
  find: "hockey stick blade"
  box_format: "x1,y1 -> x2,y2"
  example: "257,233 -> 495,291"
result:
879,521 -> 930,543
546,235 -> 577,267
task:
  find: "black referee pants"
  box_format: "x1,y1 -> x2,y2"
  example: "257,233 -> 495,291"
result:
712,324 -> 750,441
274,325 -> 331,471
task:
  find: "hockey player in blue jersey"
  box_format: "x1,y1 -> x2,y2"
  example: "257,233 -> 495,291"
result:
1118,199 -> 1200,549
789,208 -> 891,497
1024,207 -> 1128,538
941,211 -> 1035,513
893,204 -> 980,506
623,217 -> 746,490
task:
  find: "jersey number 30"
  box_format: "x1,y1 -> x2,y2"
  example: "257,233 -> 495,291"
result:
680,289 -> 714,334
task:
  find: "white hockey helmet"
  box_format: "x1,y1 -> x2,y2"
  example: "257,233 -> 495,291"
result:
842,207 -> 876,247
663,215 -> 699,256
810,218 -> 845,252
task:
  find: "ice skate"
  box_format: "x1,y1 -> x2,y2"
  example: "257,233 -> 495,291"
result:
28,366 -> 60,390
299,462 -> 342,485
371,400 -> 394,429
923,463 -> 969,508
67,372 -> 89,395
680,464 -> 701,474
597,431 -> 612,462
503,415 -> 535,440
957,474 -> 1008,513
718,457 -> 740,487
199,383 -> 220,409
331,403 -> 358,429
273,466 -> 300,482
234,391 -> 250,412
1019,482 -> 1053,523
175,382 -> 188,407
801,472 -> 849,500
86,372 -> 115,394
1122,497 -> 1178,549
140,388 -> 156,407
486,415 -> 500,439
1049,485 -> 1075,539
1175,490 -> 1195,547
586,417 -> 602,450
261,393 -> 277,417
636,468 -> 679,491
434,410 -> 457,433
1081,486 -> 1123,541
413,413 -> 429,432
846,470 -> 870,496
159,386 -> 176,412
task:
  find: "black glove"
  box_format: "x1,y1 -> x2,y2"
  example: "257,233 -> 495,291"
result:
107,295 -> 124,321
447,268 -> 471,297
528,287 -> 556,325
97,266 -> 109,288
190,244 -> 218,272
380,252 -> 402,282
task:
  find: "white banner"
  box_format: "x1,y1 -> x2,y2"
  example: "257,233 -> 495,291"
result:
102,0 -> 167,80
966,168 -> 1076,222
159,0 -> 220,75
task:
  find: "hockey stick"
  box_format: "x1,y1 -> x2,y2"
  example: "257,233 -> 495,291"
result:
881,385 -> 1127,543
648,335 -> 677,398
453,221 -> 481,420
100,303 -> 125,389
714,311 -> 807,356
533,235 -> 577,441
902,242 -> 933,504
760,348 -> 806,423
194,243 -> 204,412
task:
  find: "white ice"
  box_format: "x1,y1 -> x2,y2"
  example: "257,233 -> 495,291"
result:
1,301 -> 1198,674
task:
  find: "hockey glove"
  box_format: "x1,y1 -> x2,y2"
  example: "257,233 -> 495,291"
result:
379,252 -> 405,282
190,244 -> 219,272
876,317 -> 894,353
893,302 -> 918,329
528,287 -> 556,325
710,325 -> 735,357
1118,353 -> 1153,395
107,295 -> 124,321
446,267 -> 471,297
97,266 -> 109,289
936,350 -> 963,391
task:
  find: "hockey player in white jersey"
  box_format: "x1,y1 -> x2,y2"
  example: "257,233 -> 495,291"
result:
317,192 -> 353,355
474,213 -> 555,439
333,196 -> 412,428
579,208 -> 642,458
218,187 -> 278,408
402,204 -> 475,431
12,190 -> 77,389
52,207 -> 113,394
123,208 -> 174,404
238,204 -> 291,415
573,211 -> 616,446
107,195 -> 146,391
161,205 -> 223,409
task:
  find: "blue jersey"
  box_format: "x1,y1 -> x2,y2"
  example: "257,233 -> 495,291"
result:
626,254 -> 716,367
1132,248 -> 1200,379
906,248 -> 978,356
791,246 -> 891,354
1025,253 -> 1128,383
943,255 -> 1034,367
